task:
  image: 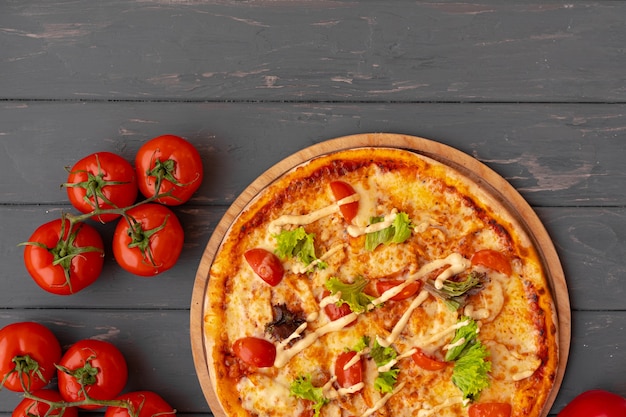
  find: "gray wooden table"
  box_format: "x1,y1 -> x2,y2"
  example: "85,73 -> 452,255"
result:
1,1 -> 625,416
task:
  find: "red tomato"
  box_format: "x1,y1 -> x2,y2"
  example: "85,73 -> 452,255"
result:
322,290 -> 356,327
104,391 -> 175,417
0,322 -> 62,392
65,152 -> 138,223
12,389 -> 78,417
112,204 -> 184,276
557,389 -> 626,417
375,279 -> 422,301
135,134 -> 203,206
468,403 -> 512,417
334,351 -> 363,389
56,339 -> 128,409
22,218 -> 104,295
471,249 -> 512,276
412,348 -> 447,371
232,337 -> 276,368
244,248 -> 285,286
330,181 -> 359,224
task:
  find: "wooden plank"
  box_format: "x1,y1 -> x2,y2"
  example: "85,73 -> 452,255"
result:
1,205 -> 624,311
1,1 -> 625,102
1,101 -> 625,207
536,207 -> 626,312
0,310 -> 623,415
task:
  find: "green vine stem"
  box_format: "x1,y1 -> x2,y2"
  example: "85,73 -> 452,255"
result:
21,390 -> 138,417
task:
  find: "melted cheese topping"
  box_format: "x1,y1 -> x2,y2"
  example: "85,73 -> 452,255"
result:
347,208 -> 398,237
417,396 -> 468,417
207,148 -> 556,417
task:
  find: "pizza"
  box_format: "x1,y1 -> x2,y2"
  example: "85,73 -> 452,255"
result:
202,145 -> 559,417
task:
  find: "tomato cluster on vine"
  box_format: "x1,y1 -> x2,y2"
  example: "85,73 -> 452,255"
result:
1,321 -> 175,417
20,134 -> 203,295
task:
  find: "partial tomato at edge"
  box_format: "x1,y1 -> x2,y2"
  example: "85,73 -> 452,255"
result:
22,219 -> 104,295
329,181 -> 359,224
468,402 -> 512,417
557,389 -> 626,417
135,134 -> 203,206
0,322 -> 62,392
12,389 -> 78,417
112,204 -> 184,277
65,152 -> 138,223
232,337 -> 276,368
470,249 -> 512,276
104,391 -> 176,417
244,248 -> 284,286
56,339 -> 128,410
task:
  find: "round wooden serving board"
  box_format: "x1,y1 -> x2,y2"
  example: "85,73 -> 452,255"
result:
190,133 -> 571,417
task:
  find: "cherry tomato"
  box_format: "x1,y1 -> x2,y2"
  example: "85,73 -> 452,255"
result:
471,249 -> 512,276
12,389 -> 79,417
468,403 -> 512,417
0,322 -> 62,392
112,204 -> 184,277
334,351 -> 363,389
557,389 -> 626,417
56,339 -> 128,409
22,218 -> 105,295
412,348 -> 447,371
244,248 -> 285,286
232,337 -> 276,368
104,391 -> 176,417
65,152 -> 138,223
375,279 -> 422,301
322,290 -> 356,327
135,134 -> 203,206
330,181 -> 359,224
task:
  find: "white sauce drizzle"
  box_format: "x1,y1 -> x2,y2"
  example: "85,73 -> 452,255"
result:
343,348 -> 369,370
306,312 -> 318,322
319,292 -> 342,309
422,319 -> 471,346
291,243 -> 344,274
377,290 -> 429,347
274,311 -> 357,368
268,194 -> 359,235
376,348 -> 416,373
443,337 -> 465,351
347,208 -> 398,238
464,304 -> 490,320
432,253 -> 471,289
337,382 -> 364,396
369,252 -> 471,308
360,382 -> 407,417
277,322 -> 308,350
417,396 -> 469,417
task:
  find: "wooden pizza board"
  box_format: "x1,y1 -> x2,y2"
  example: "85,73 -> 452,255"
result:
190,133 -> 571,417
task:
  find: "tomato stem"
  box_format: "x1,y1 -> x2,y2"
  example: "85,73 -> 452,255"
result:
62,154 -> 133,217
19,164 -> 181,289
0,354 -> 46,393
